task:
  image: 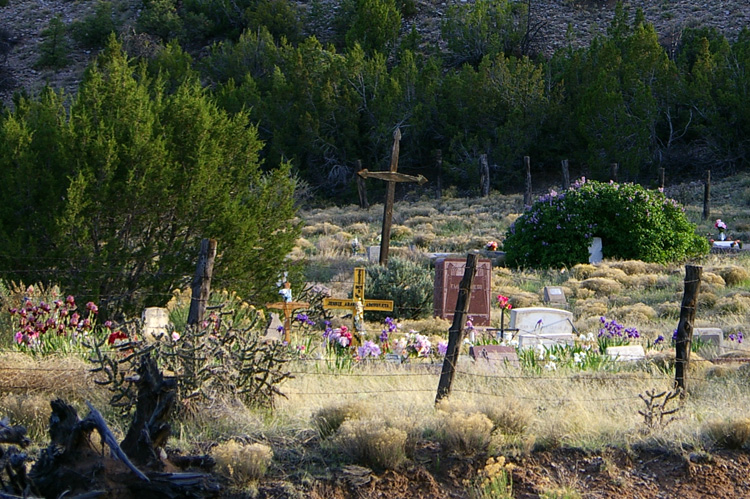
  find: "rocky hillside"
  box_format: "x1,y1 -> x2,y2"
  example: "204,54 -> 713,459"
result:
0,0 -> 748,106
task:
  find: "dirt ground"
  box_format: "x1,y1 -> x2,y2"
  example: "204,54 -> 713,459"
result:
262,446 -> 750,499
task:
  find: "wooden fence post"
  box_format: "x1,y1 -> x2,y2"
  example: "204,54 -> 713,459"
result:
610,162 -> 618,182
480,154 -> 490,197
436,253 -> 478,404
702,170 -> 711,220
435,149 -> 443,200
523,156 -> 532,206
674,264 -> 702,396
356,160 -> 369,209
561,159 -> 570,190
187,238 -> 217,326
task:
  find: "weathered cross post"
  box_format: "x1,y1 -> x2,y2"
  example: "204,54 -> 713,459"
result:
322,267 -> 394,344
188,238 -> 217,326
358,128 -> 427,266
675,264 -> 702,397
266,282 -> 310,344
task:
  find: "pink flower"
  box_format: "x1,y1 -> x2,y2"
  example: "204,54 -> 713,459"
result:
86,302 -> 98,314
172,331 -> 181,341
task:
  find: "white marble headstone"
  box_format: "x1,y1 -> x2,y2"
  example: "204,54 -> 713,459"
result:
511,307 -> 575,348
606,345 -> 645,361
367,246 -> 381,263
588,237 -> 603,264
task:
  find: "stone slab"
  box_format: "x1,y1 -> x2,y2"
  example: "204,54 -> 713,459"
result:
263,312 -> 284,341
367,246 -> 381,263
469,345 -> 519,366
606,345 -> 645,361
543,286 -> 567,304
433,257 -> 492,326
693,327 -> 724,349
142,307 -> 170,341
588,237 -> 603,264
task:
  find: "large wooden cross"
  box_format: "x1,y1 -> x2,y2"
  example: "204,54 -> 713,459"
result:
322,267 -> 394,342
266,282 -> 310,344
358,128 -> 427,266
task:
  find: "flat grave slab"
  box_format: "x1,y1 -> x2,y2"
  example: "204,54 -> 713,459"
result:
606,345 -> 645,361
511,307 -> 575,348
469,344 -> 519,366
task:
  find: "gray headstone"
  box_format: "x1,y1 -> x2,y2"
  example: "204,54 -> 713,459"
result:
693,328 -> 724,349
142,307 -> 170,341
264,312 -> 284,341
588,237 -> 603,264
606,345 -> 645,361
543,286 -> 567,304
469,345 -> 519,366
511,307 -> 575,348
367,245 -> 381,263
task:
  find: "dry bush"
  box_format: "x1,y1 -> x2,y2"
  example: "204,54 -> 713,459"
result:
212,440 -> 274,482
623,274 -> 658,288
412,230 -> 437,248
702,272 -> 726,288
0,353 -> 93,395
301,222 -> 341,237
580,278 -> 622,296
345,222 -> 371,234
656,301 -> 680,319
478,398 -> 532,436
437,410 -> 493,456
314,235 -> 350,256
0,393 -> 52,441
702,419 -> 750,449
591,266 -> 629,283
574,287 -> 595,300
312,401 -> 372,438
572,264 -> 597,280
609,260 -> 648,275
574,299 -> 608,320
698,292 -> 718,309
390,224 -> 413,241
294,237 -> 315,252
509,291 -> 539,309
333,417 -> 408,469
715,294 -> 750,314
611,303 -> 657,323
717,266 -> 750,287
403,215 -> 435,228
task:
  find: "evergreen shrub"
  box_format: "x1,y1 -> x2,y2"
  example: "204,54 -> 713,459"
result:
503,179 -> 709,268
366,258 -> 433,320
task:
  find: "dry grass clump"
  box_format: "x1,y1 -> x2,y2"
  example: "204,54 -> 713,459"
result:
212,440 -> 274,482
314,234 -> 352,257
400,316 -> 451,336
717,266 -> 750,287
301,222 -> 342,237
332,417 -> 408,469
580,278 -> 622,296
702,272 -> 726,288
715,294 -> 750,314
345,222 -> 371,234
508,291 -> 539,309
403,215 -> 435,228
624,274 -> 660,288
390,224 -> 413,241
656,301 -> 680,319
572,264 -> 597,280
312,401 -> 372,438
698,292 -> 718,309
610,303 -> 657,323
477,398 -> 532,436
412,230 -> 437,248
609,260 -> 648,275
702,419 -> 750,449
0,353 -> 93,395
590,266 -> 629,283
436,410 -> 493,456
0,393 -> 52,441
574,299 -> 608,320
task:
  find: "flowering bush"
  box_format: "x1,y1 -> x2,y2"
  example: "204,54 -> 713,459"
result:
504,178 -> 709,268
496,294 -> 512,310
486,241 -> 498,251
9,293 -> 102,355
393,331 -> 432,358
597,316 -> 639,352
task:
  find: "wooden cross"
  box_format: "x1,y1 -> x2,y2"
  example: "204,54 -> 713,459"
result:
358,128 -> 427,266
266,282 -> 310,344
322,267 -> 394,342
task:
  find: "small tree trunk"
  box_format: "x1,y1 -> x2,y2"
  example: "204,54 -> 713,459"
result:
479,154 -> 490,197
523,156 -> 532,206
435,149 -> 443,200
187,238 -> 217,326
356,160 -> 369,209
702,170 -> 711,220
561,159 -> 570,190
610,162 -> 619,182
659,167 -> 665,190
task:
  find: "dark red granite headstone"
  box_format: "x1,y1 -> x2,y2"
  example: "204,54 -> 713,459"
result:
433,257 -> 492,326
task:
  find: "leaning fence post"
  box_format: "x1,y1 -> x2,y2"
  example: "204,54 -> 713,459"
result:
523,156 -> 532,207
674,264 -> 702,396
436,252 -> 478,404
561,159 -> 570,190
187,238 -> 217,326
702,170 -> 711,220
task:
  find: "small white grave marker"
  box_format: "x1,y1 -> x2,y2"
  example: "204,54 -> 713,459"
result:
142,307 -> 170,341
511,307 -> 575,348
606,345 -> 645,361
264,312 -> 284,341
367,246 -> 381,263
588,237 -> 603,264
543,286 -> 567,304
